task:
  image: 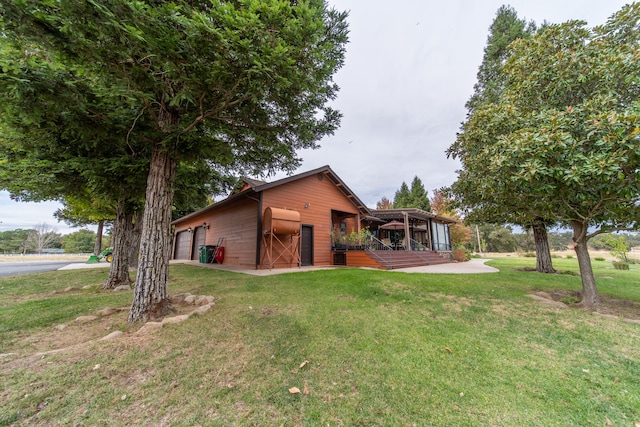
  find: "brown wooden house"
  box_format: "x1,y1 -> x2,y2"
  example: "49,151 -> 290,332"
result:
171,165 -> 455,270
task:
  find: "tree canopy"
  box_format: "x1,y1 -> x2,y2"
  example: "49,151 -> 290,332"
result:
1,0 -> 349,321
465,5 -> 536,113
449,3 -> 640,307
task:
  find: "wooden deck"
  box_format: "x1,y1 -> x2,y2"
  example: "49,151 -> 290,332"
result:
335,249 -> 452,270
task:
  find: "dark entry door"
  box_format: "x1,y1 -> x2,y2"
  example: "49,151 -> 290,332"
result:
300,225 -> 313,266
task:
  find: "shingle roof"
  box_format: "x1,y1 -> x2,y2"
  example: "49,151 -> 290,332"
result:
172,165 -> 371,225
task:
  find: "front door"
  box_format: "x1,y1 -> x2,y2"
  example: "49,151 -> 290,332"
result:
300,225 -> 313,266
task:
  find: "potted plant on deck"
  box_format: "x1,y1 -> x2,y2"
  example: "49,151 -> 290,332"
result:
331,226 -> 347,250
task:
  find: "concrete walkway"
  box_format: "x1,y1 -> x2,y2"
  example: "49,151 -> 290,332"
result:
391,258 -> 499,274
59,258 -> 499,275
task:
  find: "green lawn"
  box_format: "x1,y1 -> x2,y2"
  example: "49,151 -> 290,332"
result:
1,258 -> 639,426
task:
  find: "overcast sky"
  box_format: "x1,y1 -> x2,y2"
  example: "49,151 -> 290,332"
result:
0,0 -> 632,234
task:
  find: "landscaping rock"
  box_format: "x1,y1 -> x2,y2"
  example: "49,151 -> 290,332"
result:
64,286 -> 80,292
135,322 -> 163,335
194,303 -> 213,315
526,294 -> 568,308
54,324 -> 67,331
97,307 -> 119,316
113,285 -> 131,292
184,295 -> 197,304
99,331 -> 123,341
162,315 -> 190,324
195,295 -> 215,306
75,315 -> 98,322
534,291 -> 553,300
82,285 -> 94,290
171,293 -> 192,303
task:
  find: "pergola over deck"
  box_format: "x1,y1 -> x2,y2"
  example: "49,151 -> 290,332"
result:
371,208 -> 457,251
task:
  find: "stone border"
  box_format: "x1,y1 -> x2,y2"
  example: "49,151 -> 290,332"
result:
1,294 -> 215,361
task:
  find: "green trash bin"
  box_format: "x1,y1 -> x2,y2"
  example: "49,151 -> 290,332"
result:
199,245 -> 208,263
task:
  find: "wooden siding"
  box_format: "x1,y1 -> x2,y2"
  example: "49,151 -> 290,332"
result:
261,172 -> 360,267
343,251 -> 384,269
172,198 -> 259,267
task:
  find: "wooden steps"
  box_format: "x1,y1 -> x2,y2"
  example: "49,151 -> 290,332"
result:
364,250 -> 452,270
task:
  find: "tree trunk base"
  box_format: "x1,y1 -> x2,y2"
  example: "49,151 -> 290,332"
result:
148,299 -> 175,321
100,277 -> 132,290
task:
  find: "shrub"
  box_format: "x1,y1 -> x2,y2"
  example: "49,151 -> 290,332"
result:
612,261 -> 630,270
594,257 -> 606,261
453,248 -> 468,262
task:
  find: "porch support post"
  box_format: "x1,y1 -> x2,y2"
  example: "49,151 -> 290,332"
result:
403,211 -> 411,251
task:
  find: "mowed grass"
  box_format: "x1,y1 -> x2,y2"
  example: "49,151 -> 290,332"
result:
1,258 -> 639,426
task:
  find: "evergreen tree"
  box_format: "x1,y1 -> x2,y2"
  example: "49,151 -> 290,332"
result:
449,5 -> 556,274
2,1 -> 349,322
408,176 -> 430,211
393,177 -> 430,211
393,182 -> 411,208
466,5 -> 536,113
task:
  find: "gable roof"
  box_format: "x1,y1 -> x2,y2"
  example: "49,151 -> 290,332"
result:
172,165 -> 371,225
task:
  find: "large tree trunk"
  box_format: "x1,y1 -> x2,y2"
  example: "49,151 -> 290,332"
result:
128,146 -> 177,323
128,211 -> 142,266
571,220 -> 601,308
93,220 -> 104,256
102,201 -> 133,290
532,218 -> 555,273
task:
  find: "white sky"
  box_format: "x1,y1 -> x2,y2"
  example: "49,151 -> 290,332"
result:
0,0 -> 632,234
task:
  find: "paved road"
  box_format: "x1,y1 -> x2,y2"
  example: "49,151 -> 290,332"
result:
0,261 -> 85,277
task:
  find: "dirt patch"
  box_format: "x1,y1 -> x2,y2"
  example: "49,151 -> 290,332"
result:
533,290 -> 640,321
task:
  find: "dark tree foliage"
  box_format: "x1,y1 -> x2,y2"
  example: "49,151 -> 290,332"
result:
1,0 -> 349,321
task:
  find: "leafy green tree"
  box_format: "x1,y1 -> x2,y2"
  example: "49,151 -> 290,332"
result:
452,4 -> 640,307
62,229 -> 97,254
475,224 -> 518,253
449,5 -> 556,273
595,234 -> 631,263
0,229 -> 30,254
2,0 -> 348,321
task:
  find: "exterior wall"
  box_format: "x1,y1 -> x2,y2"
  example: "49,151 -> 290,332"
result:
261,172 -> 360,267
172,198 -> 259,267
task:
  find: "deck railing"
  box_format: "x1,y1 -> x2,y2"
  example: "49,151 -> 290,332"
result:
409,237 -> 430,251
365,236 -> 394,268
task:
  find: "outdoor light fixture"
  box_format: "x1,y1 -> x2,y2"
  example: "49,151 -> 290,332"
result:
304,202 -> 311,208
187,227 -> 193,233
203,222 -> 209,229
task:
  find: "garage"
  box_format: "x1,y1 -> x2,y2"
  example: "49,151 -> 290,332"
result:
173,231 -> 192,260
